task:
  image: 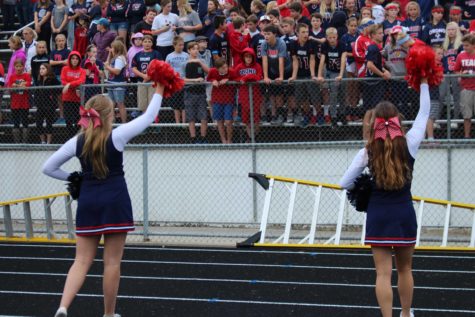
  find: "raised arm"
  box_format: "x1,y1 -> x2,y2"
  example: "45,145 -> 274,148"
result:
339,148 -> 368,189
406,82 -> 430,158
112,84 -> 164,151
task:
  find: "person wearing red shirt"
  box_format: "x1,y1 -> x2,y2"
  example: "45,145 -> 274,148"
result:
61,51 -> 86,138
207,57 -> 238,143
73,16 -> 89,57
235,48 -> 263,141
353,18 -> 375,78
229,16 -> 251,67
276,0 -> 309,18
454,34 -> 475,138
7,59 -> 32,143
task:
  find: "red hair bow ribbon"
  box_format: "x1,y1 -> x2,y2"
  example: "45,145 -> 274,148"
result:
373,116 -> 403,141
78,106 -> 102,129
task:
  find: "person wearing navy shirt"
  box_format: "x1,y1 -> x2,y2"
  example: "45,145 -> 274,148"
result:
209,15 -> 229,63
455,0 -> 475,20
289,23 -> 319,126
363,24 -> 391,140
418,0 -> 437,20
127,0 -> 147,33
382,3 -> 402,45
421,6 -> 446,46
402,1 -> 425,39
132,35 -> 163,113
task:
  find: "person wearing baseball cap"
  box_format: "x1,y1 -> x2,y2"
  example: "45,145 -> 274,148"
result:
92,18 -> 116,63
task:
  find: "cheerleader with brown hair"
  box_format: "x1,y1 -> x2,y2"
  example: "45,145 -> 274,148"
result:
339,36 -> 443,316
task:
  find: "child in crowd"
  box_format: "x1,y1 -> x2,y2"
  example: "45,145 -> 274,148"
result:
196,36 -> 213,115
7,59 -> 32,143
105,40 -> 129,123
262,24 -> 292,125
402,1 -> 424,39
31,41 -> 50,86
61,51 -> 86,138
210,15 -> 229,63
289,23 -> 318,127
317,27 -> 347,124
422,6 -> 446,46
250,0 -> 266,19
127,32 -> 144,83
309,13 -> 325,45
280,17 -> 297,53
449,6 -> 469,35
341,17 -> 360,121
207,57 -> 238,143
289,2 -> 310,27
439,22 -> 463,121
360,5 -> 373,20
353,18 -> 374,78
132,35 -> 162,113
165,36 -> 189,123
236,48 -> 263,141
362,23 -> 391,140
426,45 -> 444,141
81,44 -> 104,100
249,15 -> 267,65
35,63 -> 60,144
229,16 -> 251,67
73,15 -> 89,57
50,34 -> 70,123
201,0 -> 222,38
382,2 -> 402,45
184,41 -> 209,143
51,0 -> 69,43
365,0 -> 384,24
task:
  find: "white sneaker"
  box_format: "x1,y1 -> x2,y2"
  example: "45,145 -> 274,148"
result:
103,314 -> 121,317
400,308 -> 414,317
54,307 -> 67,317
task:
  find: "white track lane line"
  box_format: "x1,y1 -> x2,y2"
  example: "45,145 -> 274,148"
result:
0,243 -> 474,259
0,271 -> 474,292
0,290 -> 474,314
0,256 -> 474,274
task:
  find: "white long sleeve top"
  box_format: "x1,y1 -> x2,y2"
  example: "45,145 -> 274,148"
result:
339,84 -> 430,190
42,93 -> 163,181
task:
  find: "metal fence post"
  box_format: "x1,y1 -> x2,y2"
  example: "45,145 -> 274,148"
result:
249,83 -> 255,143
142,148 -> 150,241
80,84 -> 85,106
3,205 -> 13,237
23,202 -> 33,239
64,195 -> 75,239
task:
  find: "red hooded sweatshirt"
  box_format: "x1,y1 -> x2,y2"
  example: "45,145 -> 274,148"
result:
60,51 -> 86,103
229,29 -> 250,67
235,47 -> 263,119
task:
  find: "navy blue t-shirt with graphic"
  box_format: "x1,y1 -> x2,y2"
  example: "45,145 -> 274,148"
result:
132,50 -> 163,82
321,41 -> 345,73
365,43 -> 383,79
290,40 -> 316,78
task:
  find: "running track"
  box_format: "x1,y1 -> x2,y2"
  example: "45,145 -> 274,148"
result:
0,243 -> 474,316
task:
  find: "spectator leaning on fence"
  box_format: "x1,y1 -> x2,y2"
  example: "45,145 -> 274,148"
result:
7,59 -> 32,144
236,47 -> 263,141
35,63 -> 61,144
207,57 -> 238,144
81,44 -> 105,101
317,27 -> 347,125
454,33 -> 475,139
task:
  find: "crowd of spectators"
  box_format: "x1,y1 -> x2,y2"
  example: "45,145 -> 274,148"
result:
0,0 -> 475,144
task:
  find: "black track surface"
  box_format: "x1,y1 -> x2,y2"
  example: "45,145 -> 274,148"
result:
0,243 -> 474,317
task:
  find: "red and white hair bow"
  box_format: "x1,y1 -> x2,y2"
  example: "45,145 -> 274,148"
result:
78,106 -> 102,129
373,116 -> 403,141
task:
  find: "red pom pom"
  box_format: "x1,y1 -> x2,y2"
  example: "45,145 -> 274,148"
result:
405,40 -> 443,91
147,59 -> 185,98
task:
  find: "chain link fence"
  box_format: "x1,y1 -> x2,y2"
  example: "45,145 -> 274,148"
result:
0,75 -> 473,145
1,141 -> 474,246
0,75 -> 474,246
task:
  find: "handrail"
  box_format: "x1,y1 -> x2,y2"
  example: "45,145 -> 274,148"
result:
0,192 -> 69,207
258,173 -> 475,210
